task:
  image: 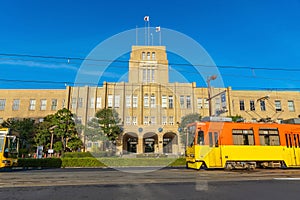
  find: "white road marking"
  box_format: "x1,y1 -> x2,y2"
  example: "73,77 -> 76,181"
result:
274,178 -> 300,181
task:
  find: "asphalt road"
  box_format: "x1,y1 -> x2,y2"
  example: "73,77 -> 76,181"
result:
0,168 -> 300,200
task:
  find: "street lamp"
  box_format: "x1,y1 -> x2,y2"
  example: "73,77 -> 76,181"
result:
207,75 -> 217,116
49,125 -> 58,156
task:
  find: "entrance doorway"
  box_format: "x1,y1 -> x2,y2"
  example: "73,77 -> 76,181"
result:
123,132 -> 138,153
163,132 -> 177,154
143,132 -> 158,153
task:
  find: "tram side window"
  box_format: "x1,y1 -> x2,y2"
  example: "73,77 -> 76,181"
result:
232,129 -> 254,145
259,129 -> 280,146
197,131 -> 204,145
0,138 -> 4,153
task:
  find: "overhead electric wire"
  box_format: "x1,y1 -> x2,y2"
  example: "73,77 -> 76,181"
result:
1,52 -> 300,72
1,52 -> 300,90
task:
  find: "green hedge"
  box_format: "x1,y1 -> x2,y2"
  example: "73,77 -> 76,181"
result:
168,157 -> 186,167
61,158 -> 106,168
61,157 -> 186,168
62,152 -> 94,158
17,158 -> 62,168
16,156 -> 186,169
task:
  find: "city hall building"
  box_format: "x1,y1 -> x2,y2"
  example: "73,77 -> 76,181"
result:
1,46 -> 300,155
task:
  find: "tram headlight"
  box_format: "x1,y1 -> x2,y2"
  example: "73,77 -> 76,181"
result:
2,160 -> 11,165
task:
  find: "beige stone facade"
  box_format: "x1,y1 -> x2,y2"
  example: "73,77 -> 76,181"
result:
1,46 -> 300,155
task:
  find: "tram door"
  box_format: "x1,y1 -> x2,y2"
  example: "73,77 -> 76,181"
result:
208,131 -> 222,167
285,133 -> 300,166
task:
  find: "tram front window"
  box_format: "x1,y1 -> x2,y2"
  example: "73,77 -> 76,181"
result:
4,136 -> 18,158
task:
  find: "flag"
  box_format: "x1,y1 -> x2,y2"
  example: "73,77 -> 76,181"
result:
155,26 -> 161,32
144,16 -> 149,21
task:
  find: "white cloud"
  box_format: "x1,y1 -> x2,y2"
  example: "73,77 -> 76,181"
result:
0,59 -> 78,71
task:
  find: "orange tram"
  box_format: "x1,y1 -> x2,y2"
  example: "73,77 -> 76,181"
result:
185,117 -> 300,170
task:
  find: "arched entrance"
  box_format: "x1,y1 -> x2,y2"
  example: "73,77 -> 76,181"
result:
163,132 -> 178,154
143,132 -> 158,153
123,132 -> 138,154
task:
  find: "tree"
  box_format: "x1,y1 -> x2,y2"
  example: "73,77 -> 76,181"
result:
33,108 -> 79,154
48,108 -> 77,151
67,137 -> 83,152
2,118 -> 35,153
84,118 -> 104,142
178,113 -> 201,145
95,108 -> 122,142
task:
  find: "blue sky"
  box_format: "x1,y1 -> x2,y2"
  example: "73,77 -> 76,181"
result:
0,0 -> 300,90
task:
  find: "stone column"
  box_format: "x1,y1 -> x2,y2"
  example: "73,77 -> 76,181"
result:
158,133 -> 164,154
137,136 -> 144,154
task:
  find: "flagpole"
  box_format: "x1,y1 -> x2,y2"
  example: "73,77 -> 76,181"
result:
136,25 -> 138,45
159,29 -> 161,46
148,18 -> 150,46
144,20 -> 147,45
151,33 -> 153,46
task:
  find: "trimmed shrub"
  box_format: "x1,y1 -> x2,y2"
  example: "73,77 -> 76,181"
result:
168,157 -> 186,167
17,158 -> 62,168
61,158 -> 106,168
62,152 -> 94,158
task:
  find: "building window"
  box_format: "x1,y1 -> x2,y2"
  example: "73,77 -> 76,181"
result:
215,98 -> 221,110
151,69 -> 155,82
168,96 -> 173,109
150,95 -> 156,108
239,100 -> 245,111
96,97 -> 101,109
142,52 -> 146,60
132,116 -> 137,125
77,98 -> 83,108
125,116 -> 131,125
40,99 -> 47,111
0,99 -> 6,111
147,68 -> 151,82
250,100 -> 255,111
51,99 -> 58,110
114,95 -> 120,108
162,95 -> 167,108
288,100 -> 295,112
260,100 -> 266,111
204,99 -> 209,108
180,96 -> 185,108
62,99 -> 65,108
275,100 -> 282,111
133,96 -> 138,108
147,52 -> 150,60
197,98 -> 203,109
126,95 -> 131,108
144,94 -> 149,108
169,116 -> 174,125
108,95 -> 113,108
76,116 -> 82,124
87,142 -> 92,148
71,98 -> 76,109
144,116 -> 149,125
12,99 -> 20,111
150,116 -> 156,125
162,116 -> 167,125
152,52 -> 156,60
143,69 -> 147,82
29,99 -> 36,111
186,96 -> 191,109
93,142 -> 99,147
90,98 -> 95,109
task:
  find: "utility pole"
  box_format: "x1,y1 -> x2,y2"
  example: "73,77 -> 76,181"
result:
207,75 -> 217,116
